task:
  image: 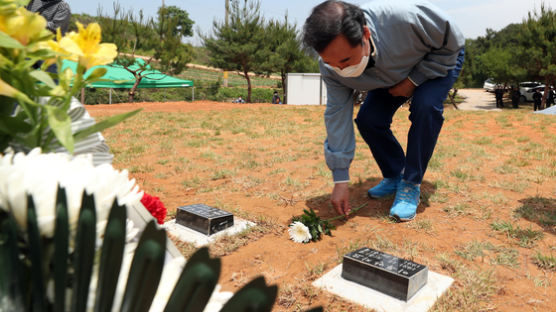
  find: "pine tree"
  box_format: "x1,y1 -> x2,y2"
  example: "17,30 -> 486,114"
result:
518,5 -> 556,108
259,16 -> 318,104
479,47 -> 526,86
202,0 -> 267,103
154,6 -> 194,76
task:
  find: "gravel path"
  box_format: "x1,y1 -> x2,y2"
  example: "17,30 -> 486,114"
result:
457,88 -> 501,111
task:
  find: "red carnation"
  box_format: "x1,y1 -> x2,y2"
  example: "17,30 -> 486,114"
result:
140,192 -> 167,224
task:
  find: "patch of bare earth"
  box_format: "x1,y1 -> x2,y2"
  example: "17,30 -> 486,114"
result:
88,93 -> 555,311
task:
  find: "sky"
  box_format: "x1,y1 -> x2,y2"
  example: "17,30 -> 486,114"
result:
68,0 -> 556,45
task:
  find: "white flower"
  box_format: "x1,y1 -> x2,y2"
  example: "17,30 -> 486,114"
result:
0,148 -> 143,238
288,221 -> 312,243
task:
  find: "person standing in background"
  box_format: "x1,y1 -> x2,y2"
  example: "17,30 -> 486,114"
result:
494,85 -> 504,108
26,0 -> 71,74
547,87 -> 554,108
532,88 -> 542,111
511,86 -> 520,109
26,0 -> 71,35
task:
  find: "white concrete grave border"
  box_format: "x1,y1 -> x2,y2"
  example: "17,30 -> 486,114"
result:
313,264 -> 454,312
163,217 -> 256,247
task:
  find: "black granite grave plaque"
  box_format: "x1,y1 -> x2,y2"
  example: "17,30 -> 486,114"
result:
176,204 -> 234,236
341,247 -> 428,301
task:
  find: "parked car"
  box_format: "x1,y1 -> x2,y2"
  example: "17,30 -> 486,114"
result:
519,82 -> 544,102
483,78 -> 496,92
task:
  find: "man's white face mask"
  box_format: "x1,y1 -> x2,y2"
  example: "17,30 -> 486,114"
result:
331,55 -> 369,77
330,39 -> 370,78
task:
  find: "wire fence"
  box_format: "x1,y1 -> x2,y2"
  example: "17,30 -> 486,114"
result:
82,65 -> 283,104
83,85 -> 282,104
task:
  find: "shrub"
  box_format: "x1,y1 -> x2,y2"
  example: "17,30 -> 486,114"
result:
84,86 -> 279,104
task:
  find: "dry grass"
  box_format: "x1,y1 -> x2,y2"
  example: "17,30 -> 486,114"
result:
96,102 -> 556,311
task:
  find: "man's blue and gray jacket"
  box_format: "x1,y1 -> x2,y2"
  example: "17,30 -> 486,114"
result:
320,0 -> 465,183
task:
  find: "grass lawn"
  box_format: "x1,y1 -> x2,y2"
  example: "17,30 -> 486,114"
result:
89,101 -> 556,311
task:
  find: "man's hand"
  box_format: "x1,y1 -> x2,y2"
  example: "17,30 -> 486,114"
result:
389,78 -> 416,98
331,182 -> 351,216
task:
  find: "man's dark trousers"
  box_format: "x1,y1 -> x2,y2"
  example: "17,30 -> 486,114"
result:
355,49 -> 465,185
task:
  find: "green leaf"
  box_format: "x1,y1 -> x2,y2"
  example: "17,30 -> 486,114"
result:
120,221 -> 166,312
0,115 -> 32,135
308,208 -> 317,218
7,90 -> 38,125
0,31 -> 24,49
220,277 -> 278,312
30,70 -> 57,89
74,109 -> 141,142
44,105 -> 74,153
95,200 -> 127,312
310,229 -> 318,241
27,195 -> 46,312
71,192 -> 97,312
53,186 -> 69,312
85,67 -> 107,81
0,97 -> 17,116
317,224 -> 323,234
164,247 -> 220,312
0,210 -> 25,311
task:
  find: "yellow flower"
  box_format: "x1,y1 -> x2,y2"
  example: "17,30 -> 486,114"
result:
37,28 -> 68,66
0,77 -> 17,97
0,0 -> 17,15
0,7 -> 49,45
49,85 -> 65,97
57,67 -> 74,90
59,22 -> 117,70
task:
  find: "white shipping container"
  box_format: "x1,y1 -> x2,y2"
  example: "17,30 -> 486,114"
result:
286,73 -> 327,105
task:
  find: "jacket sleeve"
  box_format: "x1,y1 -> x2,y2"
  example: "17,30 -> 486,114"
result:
47,3 -> 71,35
321,65 -> 356,182
407,5 -> 465,86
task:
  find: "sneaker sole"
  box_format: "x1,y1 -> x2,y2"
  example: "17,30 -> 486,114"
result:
367,192 -> 396,199
391,214 -> 416,222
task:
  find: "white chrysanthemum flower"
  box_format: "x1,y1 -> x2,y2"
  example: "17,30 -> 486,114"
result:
288,221 -> 312,243
0,148 -> 143,238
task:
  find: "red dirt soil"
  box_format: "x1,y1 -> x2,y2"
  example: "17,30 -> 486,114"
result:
87,99 -> 556,312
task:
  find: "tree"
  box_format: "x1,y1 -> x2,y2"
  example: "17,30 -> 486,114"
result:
99,3 -> 154,102
260,16 -> 318,104
158,5 -> 194,38
98,2 -> 193,102
479,47 -> 526,86
518,4 -> 556,108
460,24 -> 525,88
154,5 -> 193,75
452,5 -> 555,95
458,39 -> 488,88
202,0 -> 267,103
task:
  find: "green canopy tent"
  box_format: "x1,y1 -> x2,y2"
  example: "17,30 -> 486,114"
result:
61,59 -> 194,103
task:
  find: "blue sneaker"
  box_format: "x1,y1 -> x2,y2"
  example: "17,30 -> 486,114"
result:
390,180 -> 420,221
367,174 -> 402,199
